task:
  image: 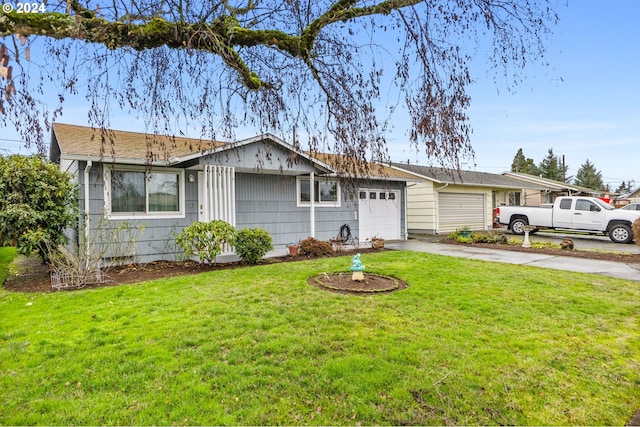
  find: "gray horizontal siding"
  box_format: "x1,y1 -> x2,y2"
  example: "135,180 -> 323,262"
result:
201,141 -> 318,174
81,163 -> 199,263
78,163 -> 405,264
235,173 -> 358,249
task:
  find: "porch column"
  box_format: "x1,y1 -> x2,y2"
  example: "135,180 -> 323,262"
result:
309,172 -> 315,237
83,161 -> 92,269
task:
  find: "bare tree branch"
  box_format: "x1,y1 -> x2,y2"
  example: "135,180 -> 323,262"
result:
0,0 -> 558,175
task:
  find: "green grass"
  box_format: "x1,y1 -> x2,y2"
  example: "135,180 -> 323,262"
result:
1,250 -> 639,425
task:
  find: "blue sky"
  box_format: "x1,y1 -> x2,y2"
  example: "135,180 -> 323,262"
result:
2,1 -> 638,191
438,0 -> 639,191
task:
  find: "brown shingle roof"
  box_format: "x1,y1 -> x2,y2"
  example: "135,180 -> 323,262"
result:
52,123 -> 225,163
391,163 -> 549,189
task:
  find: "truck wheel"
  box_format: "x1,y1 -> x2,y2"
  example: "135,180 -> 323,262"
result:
608,224 -> 633,244
509,218 -> 528,235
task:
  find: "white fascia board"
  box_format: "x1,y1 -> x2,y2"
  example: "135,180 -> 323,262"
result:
60,154 -> 173,166
376,162 -> 444,184
503,172 -> 569,190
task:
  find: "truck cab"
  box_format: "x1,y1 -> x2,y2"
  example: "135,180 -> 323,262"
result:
553,197 -> 611,230
496,196 -> 640,243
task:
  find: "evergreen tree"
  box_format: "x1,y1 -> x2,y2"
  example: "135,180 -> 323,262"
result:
615,181 -> 631,193
538,148 -> 567,182
573,159 -> 603,190
0,155 -> 77,261
510,148 -> 540,175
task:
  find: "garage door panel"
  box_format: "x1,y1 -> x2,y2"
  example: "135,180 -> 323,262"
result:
359,190 -> 401,240
438,192 -> 485,233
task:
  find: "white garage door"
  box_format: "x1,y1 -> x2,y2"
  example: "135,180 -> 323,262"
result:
438,192 -> 485,233
359,189 -> 401,240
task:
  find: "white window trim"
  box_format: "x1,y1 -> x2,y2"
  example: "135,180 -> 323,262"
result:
296,176 -> 341,208
104,166 -> 186,220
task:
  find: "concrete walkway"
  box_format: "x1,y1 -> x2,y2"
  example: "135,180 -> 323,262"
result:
386,238 -> 640,282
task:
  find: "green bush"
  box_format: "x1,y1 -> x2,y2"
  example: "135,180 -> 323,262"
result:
299,237 -> 334,257
531,241 -> 561,250
175,220 -> 235,263
470,231 -> 508,244
0,155 -> 77,261
232,228 -> 274,264
448,230 -> 507,244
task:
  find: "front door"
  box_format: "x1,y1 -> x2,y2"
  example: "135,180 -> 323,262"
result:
553,197 -> 574,228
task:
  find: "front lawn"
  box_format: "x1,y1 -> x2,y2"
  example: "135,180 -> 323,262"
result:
1,250 -> 639,425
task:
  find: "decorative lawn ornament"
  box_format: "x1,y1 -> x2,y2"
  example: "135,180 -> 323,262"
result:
350,253 -> 365,281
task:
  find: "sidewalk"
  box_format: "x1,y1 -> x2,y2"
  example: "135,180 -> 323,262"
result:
385,238 -> 640,282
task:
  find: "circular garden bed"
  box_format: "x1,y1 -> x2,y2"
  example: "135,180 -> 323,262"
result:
308,272 -> 407,295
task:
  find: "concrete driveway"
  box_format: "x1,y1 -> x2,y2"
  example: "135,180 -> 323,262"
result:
387,231 -> 640,282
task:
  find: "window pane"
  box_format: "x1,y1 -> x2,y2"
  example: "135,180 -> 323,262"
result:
359,191 -> 367,199
111,171 -> 145,212
575,199 -> 596,212
388,192 -> 396,200
559,198 -> 572,210
300,179 -> 310,202
369,192 -> 376,200
319,181 -> 337,202
149,173 -> 179,212
380,192 -> 386,200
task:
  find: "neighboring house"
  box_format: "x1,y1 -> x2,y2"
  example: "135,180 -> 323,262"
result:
390,163 -> 547,234
503,172 -> 598,206
617,187 -> 640,204
49,123 -> 411,263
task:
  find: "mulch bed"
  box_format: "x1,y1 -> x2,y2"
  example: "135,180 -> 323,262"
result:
308,272 -> 407,295
5,240 -> 640,294
3,248 -> 386,293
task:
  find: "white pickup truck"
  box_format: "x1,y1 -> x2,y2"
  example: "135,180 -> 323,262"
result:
495,196 -> 640,243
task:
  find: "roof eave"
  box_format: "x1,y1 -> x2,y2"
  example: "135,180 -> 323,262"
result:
386,164 -> 445,183
59,153 -> 175,166
503,172 -> 594,192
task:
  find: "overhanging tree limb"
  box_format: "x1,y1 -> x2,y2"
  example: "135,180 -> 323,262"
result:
0,0 -> 424,90
0,0 -> 558,173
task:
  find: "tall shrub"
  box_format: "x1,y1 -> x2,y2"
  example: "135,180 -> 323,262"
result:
633,217 -> 640,246
232,228 -> 273,264
0,155 -> 77,260
175,220 -> 235,263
